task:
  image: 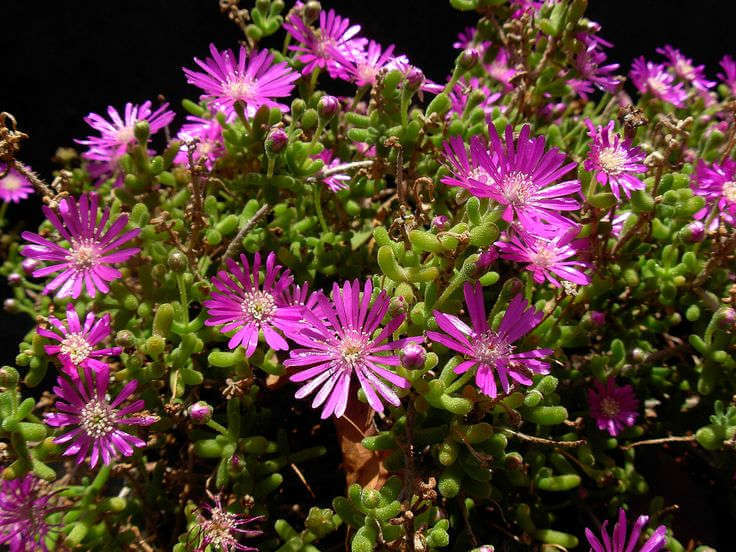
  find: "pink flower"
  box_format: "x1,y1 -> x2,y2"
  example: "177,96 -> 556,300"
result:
0,163 -> 33,203
690,158 -> 736,228
572,33 -> 621,96
496,228 -> 591,287
20,193 -> 141,299
485,48 -> 518,91
38,303 -> 121,380
313,150 -> 350,192
76,101 -> 174,184
174,115 -> 227,170
285,279 -> 417,419
284,8 -> 365,79
44,364 -> 155,467
203,252 -> 302,355
338,40 -> 408,87
587,377 -> 639,436
717,55 -> 736,96
630,57 -> 688,107
448,77 -> 501,118
184,44 -> 299,119
192,495 -> 262,552
585,509 -> 667,552
584,120 -> 647,200
656,45 -> 714,92
0,473 -> 58,552
427,283 -> 552,398
441,134 -> 494,190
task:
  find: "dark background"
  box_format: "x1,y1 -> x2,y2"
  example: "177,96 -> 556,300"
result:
0,1 -> 734,544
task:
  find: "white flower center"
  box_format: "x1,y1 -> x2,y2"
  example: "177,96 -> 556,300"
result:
530,243 -> 557,268
356,64 -> 377,84
202,507 -> 240,547
722,181 -> 736,203
338,331 -> 369,372
597,146 -> 628,175
647,76 -> 668,96
227,78 -> 256,101
676,60 -> 694,80
116,125 -> 136,144
80,399 -> 115,438
600,397 -> 620,418
1,174 -> 23,190
240,290 -> 276,325
67,238 -> 100,270
472,331 -> 512,366
503,171 -> 535,206
60,332 -> 92,365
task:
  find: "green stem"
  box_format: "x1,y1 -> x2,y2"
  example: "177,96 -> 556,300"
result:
206,419 -> 230,436
313,184 -> 328,233
400,86 -> 412,128
176,274 -> 189,325
445,370 -> 475,394
0,201 -> 9,228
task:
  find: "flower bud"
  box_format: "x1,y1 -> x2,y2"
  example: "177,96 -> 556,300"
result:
405,66 -> 425,91
188,401 -> 213,424
167,250 -> 188,273
400,342 -> 426,369
265,127 -> 288,156
682,220 -> 705,243
432,215 -> 448,230
475,247 -> 498,270
304,1 -> 321,24
134,120 -> 150,143
317,95 -> 340,121
3,299 -> 18,313
458,47 -> 481,70
21,258 -> 38,275
115,330 -> 136,348
7,273 -> 22,286
291,98 -> 306,120
716,307 -> 736,329
590,311 -> 605,327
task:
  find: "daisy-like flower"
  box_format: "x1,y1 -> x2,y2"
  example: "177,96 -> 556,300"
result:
44,364 -> 155,467
76,101 -> 174,183
459,124 -> 581,229
0,163 -> 34,203
427,282 -> 553,398
284,8 -> 365,79
585,508 -> 667,552
630,57 -> 688,107
587,377 -> 639,436
285,279 -> 418,419
572,35 -> 621,96
496,228 -> 591,287
184,44 -> 300,119
449,77 -> 501,118
0,474 -> 58,552
337,40 -> 408,87
717,55 -> 736,96
283,281 -> 321,312
174,115 -> 227,170
20,193 -> 141,299
656,45 -> 714,92
584,119 -> 647,200
441,134 -> 494,190
191,495 -> 262,552
690,158 -> 736,228
313,150 -> 350,192
203,252 -> 302,355
38,303 -> 121,380
485,48 -> 518,91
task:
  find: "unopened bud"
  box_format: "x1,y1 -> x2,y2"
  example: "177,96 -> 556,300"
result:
167,250 -> 188,273
716,307 -> 736,329
317,95 -> 340,121
291,98 -> 306,120
590,311 -> 605,327
400,342 -> 426,369
682,220 -> 705,243
3,299 -> 18,313
115,330 -> 136,348
134,120 -> 150,143
458,47 -> 481,70
265,127 -> 288,156
21,258 -> 38,275
188,401 -> 213,424
431,215 -> 448,230
304,1 -> 321,24
7,273 -> 22,286
405,66 -> 425,91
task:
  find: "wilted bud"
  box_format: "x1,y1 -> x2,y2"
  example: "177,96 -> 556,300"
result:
167,250 -> 188,273
431,215 -> 448,230
716,307 -> 736,329
3,299 -> 18,313
317,95 -> 340,120
304,0 -> 321,24
590,311 -> 606,327
682,220 -> 705,243
265,127 -> 288,156
188,401 -> 213,424
21,258 -> 38,275
7,273 -> 22,286
400,342 -> 426,369
405,66 -> 425,91
458,47 -> 481,70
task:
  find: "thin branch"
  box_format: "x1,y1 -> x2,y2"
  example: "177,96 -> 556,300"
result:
620,435 -> 695,451
504,429 -> 587,448
316,160 -> 373,178
222,203 -> 272,262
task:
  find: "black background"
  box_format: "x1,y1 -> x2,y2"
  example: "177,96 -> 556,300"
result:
0,1 -> 734,544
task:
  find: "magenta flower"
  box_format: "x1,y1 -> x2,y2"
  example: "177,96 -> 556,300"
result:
44,364 -> 155,467
285,279 -> 417,419
496,228 -> 591,287
314,150 -> 350,192
284,8 -> 365,79
630,57 -> 688,107
184,44 -> 299,119
691,158 -> 736,228
192,495 -> 262,552
38,303 -> 121,380
587,377 -> 639,436
0,474 -> 58,552
572,34 -> 621,96
509,0 -> 543,18
427,283 -> 552,397
283,281 -> 321,312
175,115 -> 227,170
717,55 -> 736,96
485,47 -> 518,91
656,45 -> 714,92
449,77 -> 501,118
585,509 -> 667,552
338,40 -> 408,87
0,163 -> 33,203
441,134 -> 494,191
76,101 -> 174,183
20,193 -> 140,299
203,252 -> 302,355
459,124 -> 580,229
584,119 -> 647,200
